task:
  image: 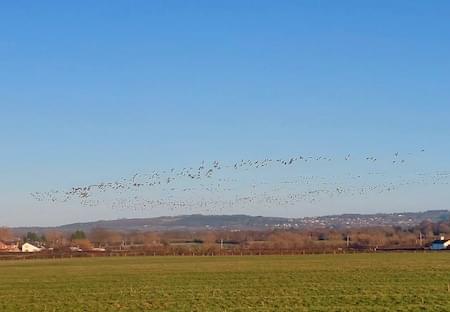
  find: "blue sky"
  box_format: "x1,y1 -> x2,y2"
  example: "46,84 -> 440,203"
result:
1,1 -> 450,226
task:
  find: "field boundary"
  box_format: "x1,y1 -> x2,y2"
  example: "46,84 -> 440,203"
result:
0,247 -> 439,261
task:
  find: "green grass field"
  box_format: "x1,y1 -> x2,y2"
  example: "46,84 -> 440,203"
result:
0,253 -> 449,311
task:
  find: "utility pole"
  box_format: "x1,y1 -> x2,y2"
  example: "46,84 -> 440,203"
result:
419,232 -> 423,246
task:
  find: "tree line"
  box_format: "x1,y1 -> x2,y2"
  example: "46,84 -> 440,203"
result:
1,219 -> 449,253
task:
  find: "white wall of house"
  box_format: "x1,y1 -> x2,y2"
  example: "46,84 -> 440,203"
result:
21,243 -> 42,252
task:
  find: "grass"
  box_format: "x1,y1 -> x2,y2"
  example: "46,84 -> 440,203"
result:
0,253 -> 450,311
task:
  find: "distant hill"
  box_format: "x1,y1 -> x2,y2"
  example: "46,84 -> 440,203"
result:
13,210 -> 450,233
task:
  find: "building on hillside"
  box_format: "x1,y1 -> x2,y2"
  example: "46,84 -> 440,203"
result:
21,242 -> 43,253
431,236 -> 450,250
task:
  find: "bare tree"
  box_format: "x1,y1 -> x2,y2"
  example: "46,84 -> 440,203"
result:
143,232 -> 161,247
45,230 -> 68,249
0,227 -> 13,242
89,228 -> 123,247
72,238 -> 93,250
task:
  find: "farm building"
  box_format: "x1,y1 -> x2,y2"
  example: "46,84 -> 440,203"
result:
21,242 -> 43,253
0,241 -> 20,252
0,241 -> 9,251
430,237 -> 450,250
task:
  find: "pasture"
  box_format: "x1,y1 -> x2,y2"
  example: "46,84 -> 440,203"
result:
0,253 -> 449,311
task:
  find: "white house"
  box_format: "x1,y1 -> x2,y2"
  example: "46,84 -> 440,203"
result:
21,242 -> 43,253
431,236 -> 450,250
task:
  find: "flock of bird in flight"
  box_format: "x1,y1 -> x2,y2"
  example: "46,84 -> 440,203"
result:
31,148 -> 450,214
